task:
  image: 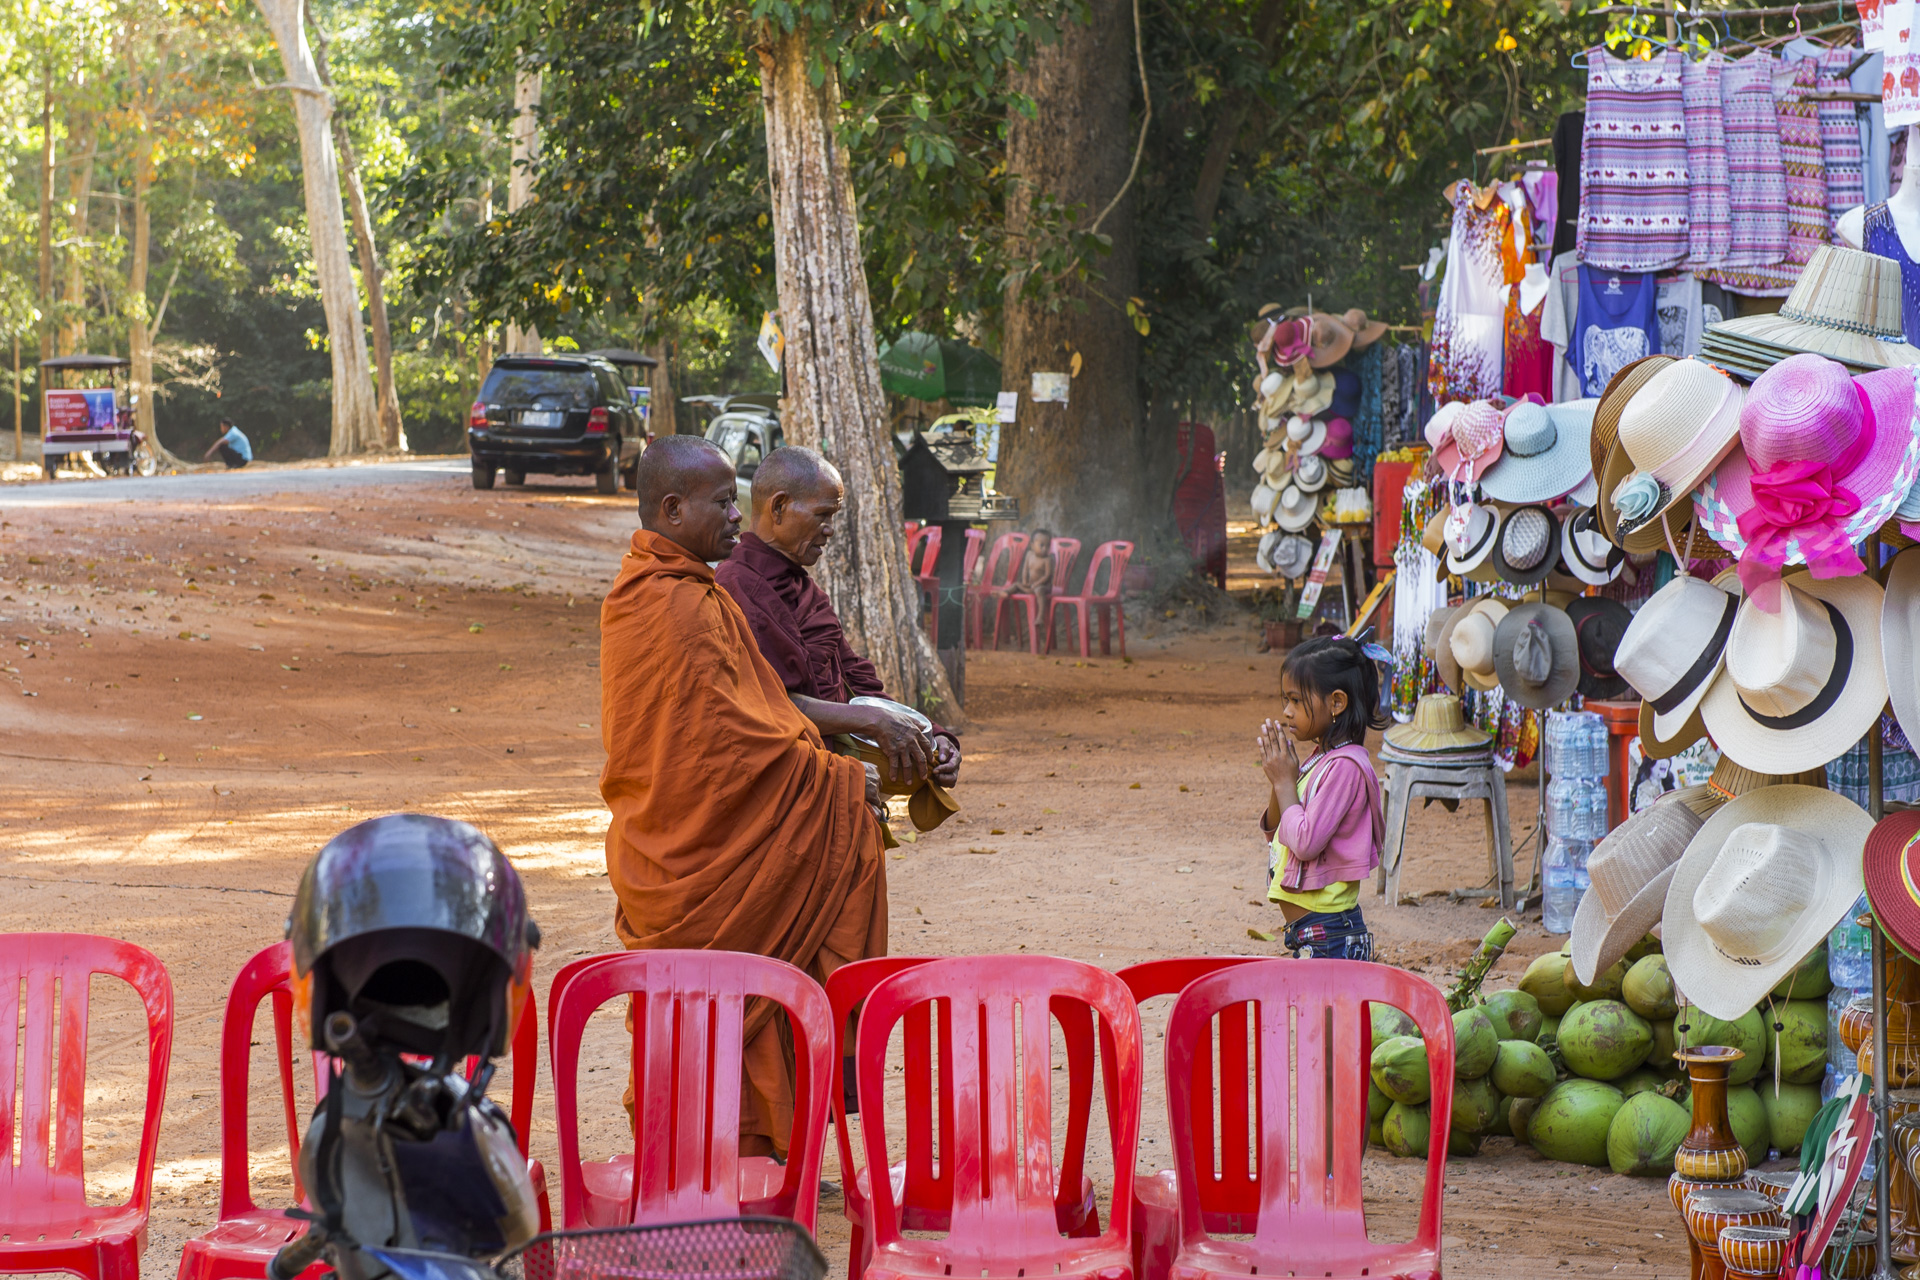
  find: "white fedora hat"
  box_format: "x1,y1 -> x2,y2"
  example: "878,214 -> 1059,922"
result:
1444,503 -> 1499,579
1559,506 -> 1625,586
1699,573 -> 1887,775
1293,452 -> 1330,494
1883,546 -> 1920,751
1286,414 -> 1328,456
1663,784 -> 1871,1020
1608,357 -> 1747,541
1615,573 -> 1742,743
1437,596 -> 1509,694
1572,798 -> 1706,985
1273,481 -> 1320,532
1250,481 -> 1280,523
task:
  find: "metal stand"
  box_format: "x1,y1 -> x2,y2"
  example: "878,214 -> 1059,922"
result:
1867,531 -> 1897,1280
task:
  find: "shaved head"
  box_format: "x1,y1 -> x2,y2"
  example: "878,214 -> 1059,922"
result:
636,435 -> 729,517
750,446 -> 841,514
634,434 -> 741,560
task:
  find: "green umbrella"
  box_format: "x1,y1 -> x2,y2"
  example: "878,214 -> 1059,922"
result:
878,332 -> 1002,408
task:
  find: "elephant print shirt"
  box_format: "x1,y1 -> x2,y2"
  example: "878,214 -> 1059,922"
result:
1570,265 -> 1661,399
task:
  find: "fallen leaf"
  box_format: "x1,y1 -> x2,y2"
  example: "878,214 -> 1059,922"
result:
990,828 -> 1006,835
186,713 -> 202,721
1179,784 -> 1190,792
1176,866 -> 1193,874
1129,782 -> 1141,790
965,847 -> 998,855
469,623 -> 484,633
1247,928 -> 1278,943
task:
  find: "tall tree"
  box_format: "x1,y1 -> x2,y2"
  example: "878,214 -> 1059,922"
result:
252,0 -> 379,454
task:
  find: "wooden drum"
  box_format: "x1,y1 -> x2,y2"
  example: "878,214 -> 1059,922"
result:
1824,1229 -> 1877,1280
1719,1225 -> 1790,1279
1684,1190 -> 1783,1280
1890,1097 -> 1920,1260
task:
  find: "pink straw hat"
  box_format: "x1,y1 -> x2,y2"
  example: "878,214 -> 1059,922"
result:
1433,400 -> 1506,484
1695,356 -> 1920,592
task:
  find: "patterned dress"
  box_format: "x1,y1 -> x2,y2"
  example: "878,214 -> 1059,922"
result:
1429,187 -> 1508,405
1713,53 -> 1789,272
1578,48 -> 1690,272
1818,46 -> 1867,216
1502,201 -> 1553,401
1705,59 -> 1829,297
1684,51 -> 1732,269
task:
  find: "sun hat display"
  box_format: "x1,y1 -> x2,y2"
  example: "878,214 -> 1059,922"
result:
1591,354 -> 1677,488
1615,571 -> 1743,743
1383,693 -> 1493,754
1421,509 -> 1450,557
1699,572 -> 1889,775
1571,798 -> 1706,984
1565,596 -> 1634,701
1437,596 -> 1511,694
1492,504 -> 1563,587
1425,401 -> 1465,453
1638,697 -> 1707,760
1293,452 -> 1331,494
1605,357 -> 1747,543
1864,811 -> 1920,961
1491,601 -> 1579,708
1423,606 -> 1457,662
1560,506 -> 1626,585
1663,784 -> 1872,1020
1303,312 -> 1356,369
1481,399 -> 1599,504
1705,245 -> 1920,373
1433,399 -> 1507,484
1694,358 -> 1920,591
1270,533 -> 1314,580
1319,417 -> 1355,461
1286,413 -> 1328,456
1882,547 -> 1920,750
1443,502 -> 1500,578
1273,481 -> 1320,532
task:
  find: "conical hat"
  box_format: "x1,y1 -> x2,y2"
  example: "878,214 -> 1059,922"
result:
1707,245 -> 1920,372
1383,693 -> 1493,753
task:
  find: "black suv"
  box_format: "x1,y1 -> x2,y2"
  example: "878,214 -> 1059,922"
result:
468,355 -> 646,493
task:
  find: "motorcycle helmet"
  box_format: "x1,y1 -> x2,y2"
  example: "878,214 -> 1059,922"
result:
288,814 -> 538,1063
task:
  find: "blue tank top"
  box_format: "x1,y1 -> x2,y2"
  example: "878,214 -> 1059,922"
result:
1863,202 -> 1920,346
1570,265 -> 1660,398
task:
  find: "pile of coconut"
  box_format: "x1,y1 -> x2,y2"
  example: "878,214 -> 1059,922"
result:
1369,937 -> 1831,1173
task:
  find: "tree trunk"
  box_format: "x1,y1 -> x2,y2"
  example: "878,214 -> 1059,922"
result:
253,0 -> 379,455
648,337 -> 677,435
504,68 -> 542,355
308,14 -> 405,451
37,67 -> 53,370
61,108 -> 96,356
758,25 -> 962,724
1189,0 -> 1288,234
997,0 -> 1148,551
128,95 -> 155,442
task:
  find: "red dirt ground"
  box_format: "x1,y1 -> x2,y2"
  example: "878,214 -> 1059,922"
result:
0,467 -> 1688,1279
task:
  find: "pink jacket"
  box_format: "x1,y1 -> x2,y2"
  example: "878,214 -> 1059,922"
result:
1261,743 -> 1385,892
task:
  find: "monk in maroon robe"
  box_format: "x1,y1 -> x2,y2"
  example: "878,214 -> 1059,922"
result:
715,446 -> 960,786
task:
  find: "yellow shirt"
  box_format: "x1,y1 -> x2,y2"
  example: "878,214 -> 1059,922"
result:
1267,761 -> 1362,913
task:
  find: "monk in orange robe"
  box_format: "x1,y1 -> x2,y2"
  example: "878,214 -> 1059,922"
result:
599,435 -> 887,1157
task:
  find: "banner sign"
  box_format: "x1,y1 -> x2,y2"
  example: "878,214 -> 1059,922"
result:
45,388 -> 117,438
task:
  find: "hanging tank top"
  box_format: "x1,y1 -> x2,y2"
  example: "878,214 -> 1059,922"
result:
1570,265 -> 1660,398
1863,202 -> 1920,346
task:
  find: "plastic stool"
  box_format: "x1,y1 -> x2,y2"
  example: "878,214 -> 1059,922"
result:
1585,698 -> 1641,834
1379,758 -> 1515,908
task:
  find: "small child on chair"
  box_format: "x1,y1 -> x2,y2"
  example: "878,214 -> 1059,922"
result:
1256,636 -> 1387,961
1016,528 -> 1055,614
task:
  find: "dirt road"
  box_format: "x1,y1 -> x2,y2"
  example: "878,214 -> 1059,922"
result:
0,468 -> 1687,1278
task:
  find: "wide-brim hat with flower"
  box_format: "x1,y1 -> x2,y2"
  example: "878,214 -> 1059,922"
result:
1694,358 -> 1920,592
1433,400 -> 1507,485
1606,357 -> 1746,544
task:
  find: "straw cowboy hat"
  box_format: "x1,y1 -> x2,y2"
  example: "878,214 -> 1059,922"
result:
1560,506 -> 1626,585
1700,573 -> 1888,776
1886,547 -> 1920,750
1705,245 -> 1920,375
1492,601 -> 1579,709
1433,400 -> 1507,485
1606,357 -> 1747,545
1572,798 -> 1707,985
1443,503 -> 1500,580
1566,596 -> 1634,701
1437,596 -> 1510,694
1482,400 -> 1599,505
1865,811 -> 1920,962
1273,481 -> 1321,533
1695,358 -> 1920,591
1384,693 -> 1492,754
1664,784 -> 1872,1020
1492,504 -> 1563,587
1615,571 -> 1743,744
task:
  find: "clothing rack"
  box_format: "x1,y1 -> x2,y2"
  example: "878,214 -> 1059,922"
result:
1476,138 -> 1553,156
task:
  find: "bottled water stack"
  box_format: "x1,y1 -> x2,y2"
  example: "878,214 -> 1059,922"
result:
1541,711 -> 1608,935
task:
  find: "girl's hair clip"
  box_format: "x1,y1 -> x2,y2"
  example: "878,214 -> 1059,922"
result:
1361,641 -> 1394,665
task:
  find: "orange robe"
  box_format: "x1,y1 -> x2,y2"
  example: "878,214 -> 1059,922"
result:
599,529 -> 887,1156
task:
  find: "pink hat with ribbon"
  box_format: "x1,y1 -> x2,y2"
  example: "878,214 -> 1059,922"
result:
1319,417 -> 1355,461
1695,355 -> 1920,593
1268,317 -> 1311,366
1433,400 -> 1507,484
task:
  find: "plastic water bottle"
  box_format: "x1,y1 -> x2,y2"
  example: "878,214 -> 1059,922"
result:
1547,778 -> 1571,836
1543,838 -> 1581,933
1572,838 -> 1593,892
1829,892 -> 1874,989
1829,985 -> 1859,1081
1545,713 -> 1564,775
1577,781 -> 1601,842
1587,716 -> 1610,778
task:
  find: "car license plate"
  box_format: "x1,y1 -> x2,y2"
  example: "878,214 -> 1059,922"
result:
519,410 -> 564,428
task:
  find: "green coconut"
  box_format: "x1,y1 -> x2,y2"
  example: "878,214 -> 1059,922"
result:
1615,1067 -> 1668,1098
1369,1083 -> 1394,1124
1623,955 -> 1679,1020
1607,1091 -> 1691,1176
1678,1007 -> 1767,1086
1490,1039 -> 1556,1098
1558,1000 -> 1655,1081
1371,1035 -> 1432,1106
1509,1095 -> 1541,1146
1624,933 -> 1663,963
1490,1094 -> 1514,1137
1371,1003 -> 1420,1043
1448,1129 -> 1483,1157
1454,1006 -> 1501,1079
1570,958 -> 1630,1004
1726,1086 -> 1769,1167
1520,952 -> 1578,1016
1758,1082 -> 1823,1154
1538,1014 -> 1562,1049
1481,989 -> 1545,1044
1369,1119 -> 1385,1147
1452,1076 -> 1503,1134
1771,944 -> 1833,1000
1381,1102 -> 1430,1158
1764,1001 -> 1829,1086
1650,1019 -> 1680,1076
1529,1079 -> 1626,1167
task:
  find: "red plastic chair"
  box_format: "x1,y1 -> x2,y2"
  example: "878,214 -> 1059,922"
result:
825,958 -> 1103,1280
994,536 -> 1081,653
1047,540 -> 1134,659
0,933 -> 173,1280
903,520 -> 922,545
908,525 -> 944,647
1164,960 -> 1453,1280
1110,959 -> 1260,1280
961,528 -> 985,590
550,949 -> 833,1231
968,532 -> 1028,649
856,955 -> 1139,1280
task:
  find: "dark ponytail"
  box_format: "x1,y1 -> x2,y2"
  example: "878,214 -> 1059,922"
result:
1281,636 -> 1390,748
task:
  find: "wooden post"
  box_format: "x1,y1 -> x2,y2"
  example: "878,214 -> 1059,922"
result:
12,332 -> 20,465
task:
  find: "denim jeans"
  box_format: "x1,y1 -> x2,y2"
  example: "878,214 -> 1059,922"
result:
1282,907 -> 1374,961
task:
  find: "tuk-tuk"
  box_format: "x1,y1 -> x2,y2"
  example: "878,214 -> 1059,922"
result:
40,354 -> 151,478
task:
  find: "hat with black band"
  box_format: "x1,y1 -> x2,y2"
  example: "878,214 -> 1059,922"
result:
1614,572 -> 1743,744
